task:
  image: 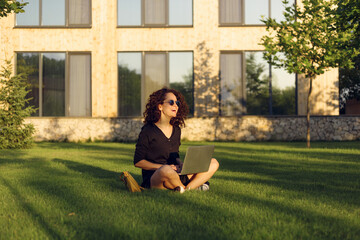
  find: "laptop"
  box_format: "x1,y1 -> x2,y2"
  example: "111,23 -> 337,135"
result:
178,145 -> 215,175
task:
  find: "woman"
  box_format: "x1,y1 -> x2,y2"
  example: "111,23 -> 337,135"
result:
133,88 -> 219,193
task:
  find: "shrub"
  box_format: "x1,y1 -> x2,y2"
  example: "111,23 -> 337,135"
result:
0,59 -> 36,149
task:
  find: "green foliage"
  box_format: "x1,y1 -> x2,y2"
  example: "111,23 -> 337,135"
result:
0,59 -> 36,149
336,0 -> 360,54
0,0 -> 27,18
260,0 -> 358,147
339,55 -> 360,111
261,0 -> 356,79
170,70 -> 194,115
245,54 -> 269,115
337,0 -> 360,108
272,86 -> 296,115
118,65 -> 141,116
246,53 -> 269,96
245,52 -> 295,115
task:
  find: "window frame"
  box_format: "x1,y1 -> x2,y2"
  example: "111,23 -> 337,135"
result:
218,0 -> 295,27
117,51 -> 194,117
117,0 -> 193,28
219,50 -> 297,116
14,0 -> 92,28
15,51 -> 92,117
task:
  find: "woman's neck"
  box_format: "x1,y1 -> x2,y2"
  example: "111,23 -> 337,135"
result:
155,117 -> 172,128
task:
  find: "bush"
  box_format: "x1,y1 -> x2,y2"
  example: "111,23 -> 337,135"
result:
0,59 -> 36,149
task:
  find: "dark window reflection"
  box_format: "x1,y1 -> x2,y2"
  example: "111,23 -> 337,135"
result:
118,53 -> 142,116
169,52 -> 194,115
220,52 -> 296,116
17,53 -> 40,116
271,56 -> 296,115
245,52 -> 269,115
42,53 -> 65,116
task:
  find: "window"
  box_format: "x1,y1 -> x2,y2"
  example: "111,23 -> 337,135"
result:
220,53 -> 244,116
117,0 -> 193,27
118,52 -> 193,116
16,52 -> 91,117
16,0 -> 91,27
220,51 -> 296,116
219,0 -> 295,25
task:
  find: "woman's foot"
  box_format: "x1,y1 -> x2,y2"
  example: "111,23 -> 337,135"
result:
173,186 -> 185,193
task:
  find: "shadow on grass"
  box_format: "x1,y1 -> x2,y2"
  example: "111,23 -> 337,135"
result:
20,158 -> 142,238
211,188 -> 360,239
0,150 -> 29,165
212,145 -> 360,207
1,142 -> 359,239
0,176 -> 63,239
35,142 -> 135,152
213,143 -> 360,163
51,158 -> 143,190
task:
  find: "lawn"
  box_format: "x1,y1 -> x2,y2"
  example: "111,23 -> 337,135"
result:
0,141 -> 359,240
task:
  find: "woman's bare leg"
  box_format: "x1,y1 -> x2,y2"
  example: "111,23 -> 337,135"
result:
185,158 -> 219,190
150,165 -> 184,189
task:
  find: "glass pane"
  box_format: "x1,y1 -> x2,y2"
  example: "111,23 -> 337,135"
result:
169,52 -> 194,114
69,0 -> 91,25
245,0 -> 268,24
42,53 -> 65,116
220,54 -> 244,116
169,0 -> 192,25
219,0 -> 241,24
118,0 -> 141,26
271,53 -> 296,115
42,0 -> 65,26
118,53 -> 142,116
245,52 -> 269,115
145,0 -> 166,25
16,0 -> 40,26
144,53 -> 166,105
16,53 -> 40,116
271,0 -> 295,22
69,54 -> 91,117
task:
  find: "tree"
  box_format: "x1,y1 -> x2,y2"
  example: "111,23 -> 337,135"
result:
245,52 -> 269,115
118,65 -> 141,116
0,0 -> 27,17
260,0 -> 356,148
337,0 -> 360,112
170,70 -> 194,115
0,60 -> 36,149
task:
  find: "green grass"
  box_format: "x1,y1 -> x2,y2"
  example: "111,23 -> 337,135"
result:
0,141 -> 359,240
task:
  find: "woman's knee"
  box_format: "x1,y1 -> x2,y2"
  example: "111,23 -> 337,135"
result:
210,158 -> 219,172
158,165 -> 177,178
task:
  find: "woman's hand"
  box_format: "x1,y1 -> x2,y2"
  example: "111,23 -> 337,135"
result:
169,164 -> 177,171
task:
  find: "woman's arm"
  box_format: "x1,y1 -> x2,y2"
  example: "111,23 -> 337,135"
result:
134,159 -> 163,171
135,159 -> 177,171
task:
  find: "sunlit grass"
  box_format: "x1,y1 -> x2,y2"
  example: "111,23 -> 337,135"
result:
0,141 -> 359,239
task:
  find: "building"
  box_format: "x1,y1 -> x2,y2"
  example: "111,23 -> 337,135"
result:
1,0 -> 358,142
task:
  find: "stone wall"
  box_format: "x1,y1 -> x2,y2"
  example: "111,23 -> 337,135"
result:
25,116 -> 360,142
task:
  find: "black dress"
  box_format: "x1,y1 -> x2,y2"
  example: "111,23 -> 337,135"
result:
134,123 -> 181,188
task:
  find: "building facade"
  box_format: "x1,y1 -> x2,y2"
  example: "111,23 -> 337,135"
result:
1,0 -> 354,142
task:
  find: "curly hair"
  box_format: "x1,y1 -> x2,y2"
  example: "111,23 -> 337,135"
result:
143,87 -> 189,127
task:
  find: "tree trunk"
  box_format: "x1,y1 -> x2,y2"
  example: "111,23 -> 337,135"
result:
306,77 -> 313,148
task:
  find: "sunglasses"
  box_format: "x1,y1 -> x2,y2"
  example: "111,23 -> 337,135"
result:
165,100 -> 180,107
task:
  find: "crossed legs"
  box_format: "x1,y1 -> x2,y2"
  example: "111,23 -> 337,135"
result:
150,158 -> 219,190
